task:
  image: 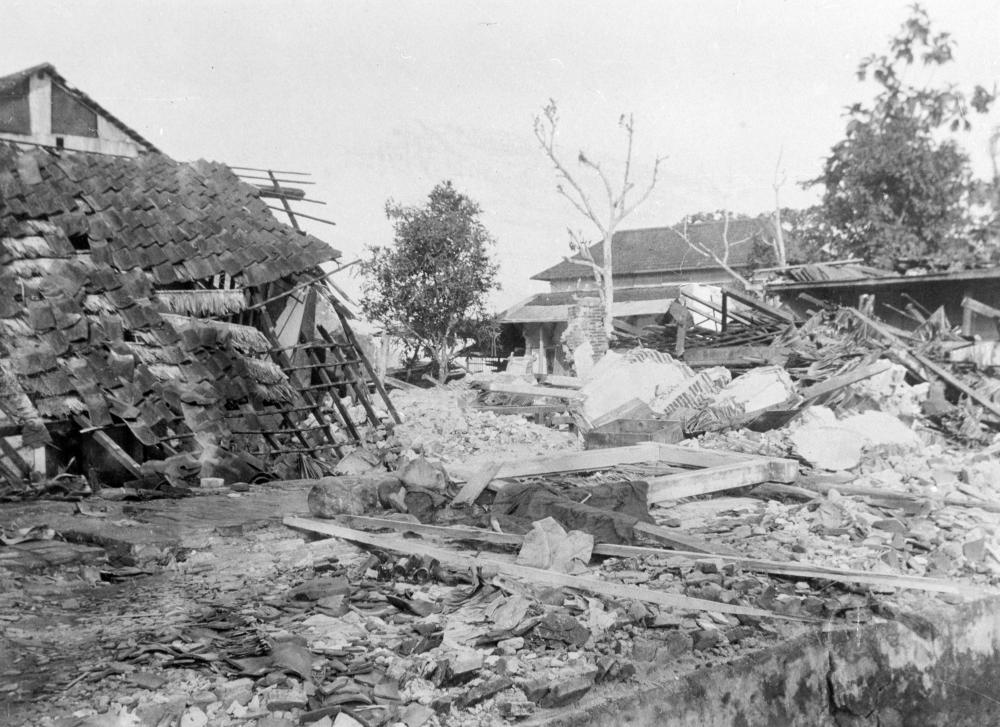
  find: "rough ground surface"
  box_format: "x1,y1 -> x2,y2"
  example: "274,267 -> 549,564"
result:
2,387 -> 999,727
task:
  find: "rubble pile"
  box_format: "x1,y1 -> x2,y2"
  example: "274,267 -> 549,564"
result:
5,300 -> 1000,726
389,387 -> 578,462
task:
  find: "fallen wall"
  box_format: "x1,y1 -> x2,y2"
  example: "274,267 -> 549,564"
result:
533,595 -> 1000,726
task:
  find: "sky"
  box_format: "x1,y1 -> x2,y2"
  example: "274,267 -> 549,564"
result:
2,1 -> 999,310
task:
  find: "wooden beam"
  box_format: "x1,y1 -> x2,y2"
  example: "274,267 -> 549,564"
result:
798,360 -> 892,402
632,520 -> 739,555
0,437 -> 31,476
722,286 -> 799,323
653,443 -> 798,483
325,514 -> 975,597
84,427 -> 141,477
594,542 -> 976,597
486,381 -> 586,401
962,296 -> 1000,320
537,374 -> 582,389
451,461 -> 503,506
493,443 -> 660,480
645,460 -> 777,505
469,404 -> 569,416
283,516 -> 798,620
851,310 -> 1000,421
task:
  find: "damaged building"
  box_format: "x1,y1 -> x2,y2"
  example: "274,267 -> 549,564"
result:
0,65 -> 393,492
501,217 -> 781,374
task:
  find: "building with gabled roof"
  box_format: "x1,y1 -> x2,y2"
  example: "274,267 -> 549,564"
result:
502,217 -> 780,373
0,69 -> 396,491
0,63 -> 159,157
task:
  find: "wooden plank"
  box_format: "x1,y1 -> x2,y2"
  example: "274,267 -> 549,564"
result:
851,310 -> 1000,420
470,404 -> 569,415
799,360 -> 892,401
324,515 -> 972,596
328,310 -> 402,424
90,430 -> 141,477
683,346 -> 788,368
645,460 -> 776,504
283,516 -> 797,620
594,543 -> 976,597
632,520 -> 739,555
487,381 -> 586,401
795,479 -> 1000,514
0,437 -> 31,476
722,286 -> 799,323
537,374 -> 582,389
962,296 -> 1000,320
589,398 -> 655,430
493,443 -> 660,480
653,443 -> 798,483
451,461 -> 503,506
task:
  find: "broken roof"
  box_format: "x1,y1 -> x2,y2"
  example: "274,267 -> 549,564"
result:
0,63 -> 161,155
0,142 -> 338,286
0,142 -> 339,454
532,218 -> 777,282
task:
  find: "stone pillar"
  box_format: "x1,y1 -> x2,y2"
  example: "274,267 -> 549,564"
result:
561,296 -> 608,374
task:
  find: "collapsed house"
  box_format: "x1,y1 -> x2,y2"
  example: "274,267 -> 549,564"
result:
0,66 -> 395,491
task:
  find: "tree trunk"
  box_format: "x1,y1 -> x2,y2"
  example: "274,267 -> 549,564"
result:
602,230 -> 615,340
436,338 -> 450,385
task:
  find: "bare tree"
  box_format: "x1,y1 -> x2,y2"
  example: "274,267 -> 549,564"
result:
534,100 -> 664,339
676,212 -> 755,288
771,147 -> 789,268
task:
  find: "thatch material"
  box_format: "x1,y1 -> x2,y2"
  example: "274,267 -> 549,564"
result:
157,289 -> 248,317
241,357 -> 287,385
35,395 -> 87,418
161,313 -> 271,353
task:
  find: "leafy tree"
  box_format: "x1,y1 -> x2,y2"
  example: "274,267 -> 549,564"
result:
810,4 -> 995,270
361,181 -> 500,383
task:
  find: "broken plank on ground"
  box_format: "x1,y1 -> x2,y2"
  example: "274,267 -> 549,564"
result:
451,461 -> 504,506
486,381 -> 586,401
645,459 -> 785,504
283,516 -> 800,620
321,515 -> 975,597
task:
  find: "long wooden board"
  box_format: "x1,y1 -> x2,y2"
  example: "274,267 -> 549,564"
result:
493,443 -> 660,480
451,461 -> 503,506
323,514 -> 976,597
486,381 -> 586,401
645,460 -> 778,504
283,516 -> 797,620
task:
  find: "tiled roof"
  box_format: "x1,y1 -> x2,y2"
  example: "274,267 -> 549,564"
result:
0,63 -> 161,154
532,218 -> 777,281
0,142 -> 339,461
0,143 -> 338,286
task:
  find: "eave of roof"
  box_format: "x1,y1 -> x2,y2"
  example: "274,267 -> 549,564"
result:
502,284 -> 683,323
765,266 -> 1000,293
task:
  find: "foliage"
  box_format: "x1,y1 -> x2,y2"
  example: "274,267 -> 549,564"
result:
361,181 -> 499,382
809,4 -> 996,271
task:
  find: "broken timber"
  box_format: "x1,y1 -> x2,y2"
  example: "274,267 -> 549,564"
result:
283,516 -> 800,620
457,443 -> 797,506
322,514 -> 976,597
485,381 -> 586,401
852,309 -> 1000,421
